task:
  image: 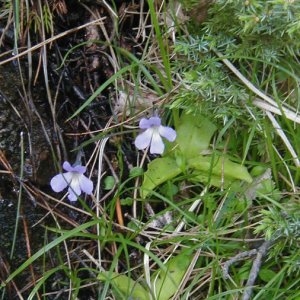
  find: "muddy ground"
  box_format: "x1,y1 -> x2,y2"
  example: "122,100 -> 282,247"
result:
0,0 -> 146,298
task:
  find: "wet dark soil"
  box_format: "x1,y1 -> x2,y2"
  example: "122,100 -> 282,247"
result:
0,0 -> 146,298
0,61 -> 57,298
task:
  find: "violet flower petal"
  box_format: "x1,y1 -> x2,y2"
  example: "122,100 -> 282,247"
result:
134,128 -> 153,150
147,116 -> 161,127
139,118 -> 151,129
68,176 -> 82,201
72,165 -> 86,174
62,161 -> 73,172
51,160 -> 94,201
67,186 -> 81,201
50,173 -> 72,192
63,161 -> 86,173
150,131 -> 164,154
139,116 -> 161,129
79,175 -> 94,195
135,115 -> 177,154
159,126 -> 177,142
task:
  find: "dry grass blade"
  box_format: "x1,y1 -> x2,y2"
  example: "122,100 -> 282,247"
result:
216,51 -> 300,124
266,111 -> 300,167
0,150 -> 14,175
0,18 -> 106,66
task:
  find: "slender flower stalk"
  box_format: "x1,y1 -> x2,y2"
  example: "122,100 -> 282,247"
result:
50,161 -> 93,201
134,116 -> 176,154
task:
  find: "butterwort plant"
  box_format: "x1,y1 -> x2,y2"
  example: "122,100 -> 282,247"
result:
50,161 -> 94,201
134,115 -> 177,154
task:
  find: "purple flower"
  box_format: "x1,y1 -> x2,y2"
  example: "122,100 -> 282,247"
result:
134,116 -> 176,154
50,161 -> 93,201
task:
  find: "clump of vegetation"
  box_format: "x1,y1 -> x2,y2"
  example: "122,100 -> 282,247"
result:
0,0 -> 300,299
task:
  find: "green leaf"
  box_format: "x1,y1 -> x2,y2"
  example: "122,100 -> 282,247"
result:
259,268 -> 277,283
141,157 -> 182,198
129,167 -> 144,177
103,176 -> 115,190
188,155 -> 253,185
245,166 -> 280,201
190,171 -> 230,187
151,250 -> 193,300
120,197 -> 134,206
98,272 -> 150,300
140,153 -> 252,197
176,113 -> 217,159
